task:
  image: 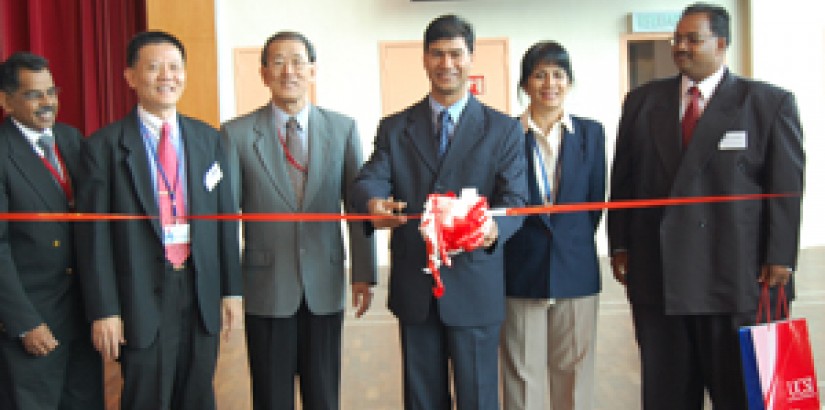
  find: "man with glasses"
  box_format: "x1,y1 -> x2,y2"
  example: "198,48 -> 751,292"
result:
221,31 -> 376,410
609,3 -> 804,408
0,52 -> 103,409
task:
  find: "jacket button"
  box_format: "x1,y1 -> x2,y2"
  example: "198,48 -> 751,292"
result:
53,240 -> 60,247
65,268 -> 73,275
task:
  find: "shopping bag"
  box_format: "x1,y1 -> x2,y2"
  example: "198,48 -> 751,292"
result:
739,286 -> 820,409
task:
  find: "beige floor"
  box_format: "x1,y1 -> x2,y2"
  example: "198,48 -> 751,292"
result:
107,247 -> 825,409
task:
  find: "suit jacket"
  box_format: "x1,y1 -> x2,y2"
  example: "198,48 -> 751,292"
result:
608,71 -> 804,314
505,116 -> 606,299
350,95 -> 528,326
75,109 -> 242,349
0,118 -> 84,342
220,104 -> 376,317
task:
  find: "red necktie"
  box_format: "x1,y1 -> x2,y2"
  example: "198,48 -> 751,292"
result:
682,86 -> 701,148
158,122 -> 190,267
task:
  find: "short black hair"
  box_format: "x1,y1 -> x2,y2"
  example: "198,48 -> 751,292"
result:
0,52 -> 50,93
682,2 -> 731,47
126,31 -> 186,67
519,41 -> 574,89
424,14 -> 475,54
260,31 -> 317,67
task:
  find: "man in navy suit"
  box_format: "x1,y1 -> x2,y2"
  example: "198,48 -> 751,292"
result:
0,52 -> 103,410
350,14 -> 528,410
75,31 -> 242,410
608,3 -> 804,409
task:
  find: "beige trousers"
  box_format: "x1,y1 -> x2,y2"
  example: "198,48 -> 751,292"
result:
501,295 -> 598,410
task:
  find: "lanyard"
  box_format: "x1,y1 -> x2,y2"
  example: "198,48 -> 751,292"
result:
140,122 -> 183,219
277,128 -> 307,174
530,136 -> 555,204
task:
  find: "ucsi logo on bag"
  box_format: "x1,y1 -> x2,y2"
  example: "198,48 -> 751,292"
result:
786,376 -> 817,402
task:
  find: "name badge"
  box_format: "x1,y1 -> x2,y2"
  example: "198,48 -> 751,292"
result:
163,223 -> 190,245
205,161 -> 223,192
719,130 -> 747,150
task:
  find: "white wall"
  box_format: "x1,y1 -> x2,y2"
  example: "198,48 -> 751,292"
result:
750,0 -> 825,250
216,0 -> 825,262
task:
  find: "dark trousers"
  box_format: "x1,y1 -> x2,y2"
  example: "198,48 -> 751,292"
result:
399,300 -> 501,410
631,292 -> 789,410
0,331 -> 103,410
120,265 -> 218,410
245,300 -> 344,410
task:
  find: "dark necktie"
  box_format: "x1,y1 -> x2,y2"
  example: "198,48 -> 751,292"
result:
438,109 -> 451,157
285,117 -> 306,204
157,122 -> 189,268
682,86 -> 701,148
38,133 -> 62,179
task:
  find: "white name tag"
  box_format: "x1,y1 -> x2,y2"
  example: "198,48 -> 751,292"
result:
719,130 -> 747,150
163,223 -> 190,245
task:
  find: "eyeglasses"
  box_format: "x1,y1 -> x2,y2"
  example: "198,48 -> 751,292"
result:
670,34 -> 715,46
19,86 -> 60,102
267,59 -> 311,70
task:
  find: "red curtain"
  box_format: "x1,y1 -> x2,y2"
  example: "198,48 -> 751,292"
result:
0,0 -> 145,135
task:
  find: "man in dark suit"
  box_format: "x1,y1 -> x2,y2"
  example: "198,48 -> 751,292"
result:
75,31 -> 242,410
221,31 -> 376,410
0,52 -> 103,409
350,14 -> 528,410
608,3 -> 804,409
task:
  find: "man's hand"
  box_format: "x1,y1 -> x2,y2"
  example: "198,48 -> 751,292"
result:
221,297 -> 244,342
367,197 -> 407,229
759,264 -> 793,287
21,323 -> 58,357
481,219 -> 498,249
351,282 -> 374,318
611,251 -> 629,286
92,316 -> 125,361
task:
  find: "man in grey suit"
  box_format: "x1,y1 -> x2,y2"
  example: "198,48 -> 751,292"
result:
608,3 -> 804,409
221,31 -> 376,410
350,15 -> 527,410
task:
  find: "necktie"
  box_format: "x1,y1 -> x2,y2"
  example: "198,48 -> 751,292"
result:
285,117 -> 306,204
682,86 -> 701,148
38,134 -> 62,179
157,122 -> 190,267
438,109 -> 451,156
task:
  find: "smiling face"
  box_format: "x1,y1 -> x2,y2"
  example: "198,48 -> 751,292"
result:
260,39 -> 315,114
524,62 -> 570,113
672,12 -> 726,82
124,42 -> 185,119
423,36 -> 473,106
0,68 -> 59,131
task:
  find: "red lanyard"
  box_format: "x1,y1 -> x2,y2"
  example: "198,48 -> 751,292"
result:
40,149 -> 73,203
277,129 -> 307,174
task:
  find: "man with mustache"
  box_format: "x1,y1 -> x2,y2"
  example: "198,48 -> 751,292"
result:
608,3 -> 804,409
0,52 -> 103,409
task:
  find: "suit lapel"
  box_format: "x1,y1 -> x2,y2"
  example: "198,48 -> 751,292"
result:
525,130 -> 554,229
650,78 -> 683,185
301,106 -> 332,209
673,73 -> 742,189
120,111 -> 162,238
440,96 -> 485,172
180,115 -> 211,217
4,121 -> 67,212
404,99 -> 439,174
252,107 -> 298,210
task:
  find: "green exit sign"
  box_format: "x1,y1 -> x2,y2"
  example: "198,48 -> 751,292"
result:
631,11 -> 681,33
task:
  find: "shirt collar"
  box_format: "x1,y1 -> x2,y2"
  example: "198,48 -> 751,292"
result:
137,105 -> 178,139
520,110 -> 574,138
681,65 -> 725,101
270,103 -> 310,132
11,117 -> 53,149
428,92 -> 469,125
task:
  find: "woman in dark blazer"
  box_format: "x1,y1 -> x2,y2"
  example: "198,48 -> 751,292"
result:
501,41 -> 606,410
